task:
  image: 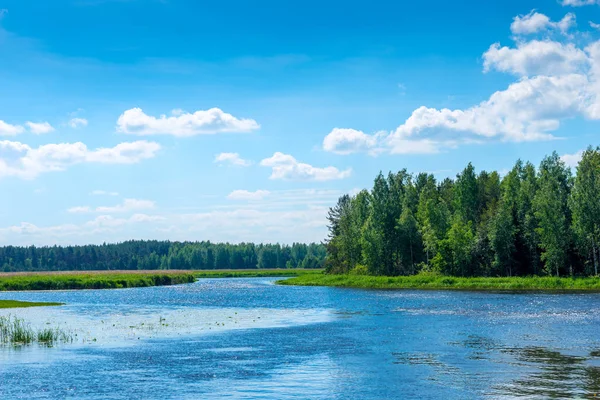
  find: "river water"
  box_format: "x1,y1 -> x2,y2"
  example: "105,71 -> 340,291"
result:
1,277 -> 600,399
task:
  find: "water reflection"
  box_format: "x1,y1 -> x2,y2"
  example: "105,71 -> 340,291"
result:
3,279 -> 600,399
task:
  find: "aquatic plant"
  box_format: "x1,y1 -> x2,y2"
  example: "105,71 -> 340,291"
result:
0,315 -> 73,346
0,300 -> 64,309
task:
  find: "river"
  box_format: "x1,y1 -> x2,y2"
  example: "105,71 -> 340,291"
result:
1,277 -> 600,399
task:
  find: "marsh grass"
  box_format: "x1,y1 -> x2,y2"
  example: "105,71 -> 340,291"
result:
0,300 -> 64,309
0,315 -> 72,346
278,273 -> 600,291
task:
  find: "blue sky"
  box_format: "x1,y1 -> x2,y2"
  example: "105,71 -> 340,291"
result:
1,0 -> 599,245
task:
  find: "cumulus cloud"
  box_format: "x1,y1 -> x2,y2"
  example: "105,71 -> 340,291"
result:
510,11 -> 575,35
0,120 -> 24,136
68,118 -> 88,129
260,152 -> 351,181
26,122 -> 55,134
323,15 -> 600,156
322,128 -> 380,155
214,152 -> 252,166
0,140 -> 160,179
561,150 -> 584,167
322,128 -> 440,155
561,0 -> 599,6
117,107 -> 260,136
483,41 -> 588,76
227,190 -> 271,201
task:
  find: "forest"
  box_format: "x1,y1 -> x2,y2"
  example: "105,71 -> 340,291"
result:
0,240 -> 326,272
325,147 -> 600,278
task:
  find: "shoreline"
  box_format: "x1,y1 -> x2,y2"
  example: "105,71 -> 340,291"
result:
0,269 -> 321,291
276,274 -> 600,291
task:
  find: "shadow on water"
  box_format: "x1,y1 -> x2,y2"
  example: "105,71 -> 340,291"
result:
447,334 -> 600,398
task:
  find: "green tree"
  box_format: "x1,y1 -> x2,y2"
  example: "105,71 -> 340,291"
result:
570,147 -> 600,275
534,153 -> 572,276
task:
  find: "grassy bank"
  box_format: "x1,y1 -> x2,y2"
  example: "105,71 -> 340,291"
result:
277,273 -> 600,291
0,300 -> 64,309
0,271 -> 196,291
0,269 -> 321,291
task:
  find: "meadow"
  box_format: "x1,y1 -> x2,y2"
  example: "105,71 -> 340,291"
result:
0,269 -> 321,291
277,273 -> 600,291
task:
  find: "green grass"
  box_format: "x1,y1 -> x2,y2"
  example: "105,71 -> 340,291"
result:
0,271 -> 196,291
0,300 -> 64,309
277,273 -> 600,291
0,315 -> 73,346
0,269 -> 321,291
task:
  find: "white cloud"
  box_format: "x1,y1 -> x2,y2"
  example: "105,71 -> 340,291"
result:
67,206 -> 91,214
590,21 -> 600,29
91,190 -> 119,196
26,122 -> 54,134
0,121 -> 25,136
483,41 -> 588,76
68,198 -> 155,216
68,118 -> 88,128
95,198 -> 155,213
561,150 -> 583,167
0,140 -> 160,179
322,128 -> 380,155
117,107 -> 260,136
510,11 -> 575,35
511,11 -> 551,34
227,190 -> 271,201
260,152 -> 351,181
214,152 -> 252,167
561,0 -> 599,6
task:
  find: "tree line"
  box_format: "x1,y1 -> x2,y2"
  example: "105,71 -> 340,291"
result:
0,240 -> 326,272
326,147 -> 600,277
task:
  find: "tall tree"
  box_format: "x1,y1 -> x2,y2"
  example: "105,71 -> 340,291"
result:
570,147 -> 600,275
534,153 -> 572,276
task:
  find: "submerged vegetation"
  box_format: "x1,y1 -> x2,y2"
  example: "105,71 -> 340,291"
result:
325,147 -> 600,278
0,241 -> 326,272
0,315 -> 73,346
0,271 -> 196,291
0,300 -> 64,308
278,273 -> 600,291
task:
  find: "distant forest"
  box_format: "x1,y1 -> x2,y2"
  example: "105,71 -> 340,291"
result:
0,241 -> 326,272
326,147 -> 600,277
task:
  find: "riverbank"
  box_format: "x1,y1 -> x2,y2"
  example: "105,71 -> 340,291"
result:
0,269 -> 321,291
0,300 -> 64,309
277,273 -> 600,291
0,271 -> 196,291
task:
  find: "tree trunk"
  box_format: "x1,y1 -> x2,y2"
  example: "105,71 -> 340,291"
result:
409,241 -> 414,275
592,238 -> 598,276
